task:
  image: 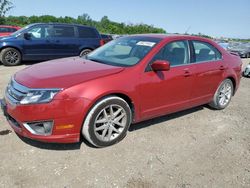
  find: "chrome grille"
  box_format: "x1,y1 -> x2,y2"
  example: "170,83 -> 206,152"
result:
5,78 -> 29,104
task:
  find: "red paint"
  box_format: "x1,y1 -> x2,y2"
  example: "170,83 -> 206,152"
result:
0,25 -> 21,37
4,35 -> 242,143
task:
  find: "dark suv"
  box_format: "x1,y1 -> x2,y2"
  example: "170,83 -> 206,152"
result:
0,23 -> 104,66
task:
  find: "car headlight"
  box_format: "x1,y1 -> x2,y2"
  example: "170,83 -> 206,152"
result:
20,89 -> 61,105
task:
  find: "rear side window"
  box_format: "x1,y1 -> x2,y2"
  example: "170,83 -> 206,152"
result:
52,26 -> 75,38
192,41 -> 222,62
78,26 -> 98,38
151,40 -> 189,66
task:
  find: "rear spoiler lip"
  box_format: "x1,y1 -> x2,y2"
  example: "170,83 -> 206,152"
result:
229,51 -> 239,56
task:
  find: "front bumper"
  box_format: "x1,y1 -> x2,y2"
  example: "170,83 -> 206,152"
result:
1,97 -> 91,143
243,65 -> 250,77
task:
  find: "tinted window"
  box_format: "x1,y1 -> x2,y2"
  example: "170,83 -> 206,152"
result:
151,40 -> 189,66
52,26 -> 75,38
10,28 -> 17,32
78,27 -> 98,38
0,27 -> 11,33
193,41 -> 222,62
27,25 -> 52,39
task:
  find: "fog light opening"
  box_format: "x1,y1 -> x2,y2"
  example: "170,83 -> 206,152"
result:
23,121 -> 54,136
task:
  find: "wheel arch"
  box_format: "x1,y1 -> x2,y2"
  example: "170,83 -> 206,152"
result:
226,76 -> 236,95
0,46 -> 23,59
81,92 -> 136,130
92,93 -> 135,122
79,47 -> 94,55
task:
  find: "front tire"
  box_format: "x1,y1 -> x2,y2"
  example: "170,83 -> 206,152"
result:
0,48 -> 22,66
82,96 -> 132,147
209,79 -> 234,110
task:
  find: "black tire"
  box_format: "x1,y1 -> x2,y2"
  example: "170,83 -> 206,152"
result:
209,79 -> 234,110
82,96 -> 132,147
79,49 -> 92,57
0,48 -> 22,66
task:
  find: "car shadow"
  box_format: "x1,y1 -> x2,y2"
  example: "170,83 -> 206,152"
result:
129,105 -> 205,132
17,134 -> 82,150
16,105 -> 206,150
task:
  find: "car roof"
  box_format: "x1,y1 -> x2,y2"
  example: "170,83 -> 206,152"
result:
29,23 -> 96,29
129,33 -> 213,41
0,25 -> 21,28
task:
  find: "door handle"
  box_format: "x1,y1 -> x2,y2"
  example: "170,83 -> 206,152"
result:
183,68 -> 191,77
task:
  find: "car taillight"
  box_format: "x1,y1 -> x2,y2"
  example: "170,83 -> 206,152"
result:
100,39 -> 105,46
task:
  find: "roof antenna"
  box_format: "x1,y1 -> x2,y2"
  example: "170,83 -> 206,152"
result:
185,26 -> 191,34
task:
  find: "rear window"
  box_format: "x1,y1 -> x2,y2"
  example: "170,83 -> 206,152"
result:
52,26 -> 75,38
193,41 -> 222,62
78,26 -> 98,38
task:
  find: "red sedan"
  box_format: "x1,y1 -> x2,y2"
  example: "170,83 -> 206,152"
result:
1,34 -> 242,147
0,25 -> 21,37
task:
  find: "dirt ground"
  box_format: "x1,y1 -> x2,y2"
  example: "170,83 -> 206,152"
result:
0,59 -> 249,188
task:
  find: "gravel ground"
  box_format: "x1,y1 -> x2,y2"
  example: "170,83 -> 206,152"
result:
0,59 -> 249,188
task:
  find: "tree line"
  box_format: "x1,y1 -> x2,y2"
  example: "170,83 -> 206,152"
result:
2,14 -> 166,34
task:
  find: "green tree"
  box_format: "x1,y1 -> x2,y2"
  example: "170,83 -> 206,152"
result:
4,14 -> 167,35
0,0 -> 13,24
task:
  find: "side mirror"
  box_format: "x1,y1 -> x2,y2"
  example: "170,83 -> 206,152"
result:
151,60 -> 170,71
23,33 -> 31,40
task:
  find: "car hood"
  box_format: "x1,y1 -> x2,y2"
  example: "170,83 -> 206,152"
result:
14,57 -> 125,88
0,35 -> 16,41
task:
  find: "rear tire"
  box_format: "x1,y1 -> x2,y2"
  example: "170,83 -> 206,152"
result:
82,96 -> 132,147
209,79 -> 234,110
0,48 -> 22,66
79,49 -> 92,57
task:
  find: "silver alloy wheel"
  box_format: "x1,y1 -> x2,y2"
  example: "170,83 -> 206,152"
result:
218,82 -> 232,106
94,104 -> 127,142
5,50 -> 19,65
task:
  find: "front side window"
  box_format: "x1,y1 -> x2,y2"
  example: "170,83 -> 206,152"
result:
193,41 -> 222,62
0,27 -> 10,33
86,37 -> 161,67
27,25 -> 51,39
150,40 -> 189,67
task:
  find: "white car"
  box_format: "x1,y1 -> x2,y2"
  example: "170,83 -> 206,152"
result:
243,63 -> 250,77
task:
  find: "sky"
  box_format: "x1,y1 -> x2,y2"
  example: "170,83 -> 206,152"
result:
8,0 -> 250,39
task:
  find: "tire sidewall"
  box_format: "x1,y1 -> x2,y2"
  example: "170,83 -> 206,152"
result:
79,49 -> 92,57
214,79 -> 233,109
82,96 -> 132,147
1,48 -> 22,66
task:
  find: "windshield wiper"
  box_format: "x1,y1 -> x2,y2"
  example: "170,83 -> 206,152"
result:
87,57 -> 105,64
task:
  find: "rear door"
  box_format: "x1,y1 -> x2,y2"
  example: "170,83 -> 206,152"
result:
77,26 -> 101,50
189,40 -> 225,105
49,25 -> 79,58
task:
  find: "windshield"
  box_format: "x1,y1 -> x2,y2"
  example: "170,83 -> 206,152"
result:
85,36 -> 161,67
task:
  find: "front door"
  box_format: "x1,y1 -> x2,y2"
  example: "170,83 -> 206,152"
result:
22,25 -> 55,60
139,40 -> 195,120
50,25 -> 79,58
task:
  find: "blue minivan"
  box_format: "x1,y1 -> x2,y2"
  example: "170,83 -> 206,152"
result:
0,23 -> 104,66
